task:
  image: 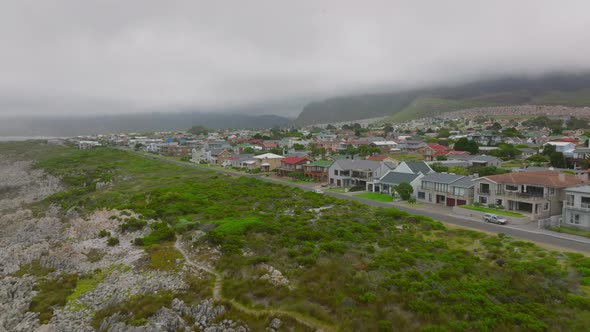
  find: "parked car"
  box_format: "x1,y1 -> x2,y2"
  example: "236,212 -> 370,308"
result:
313,189 -> 324,194
483,213 -> 508,225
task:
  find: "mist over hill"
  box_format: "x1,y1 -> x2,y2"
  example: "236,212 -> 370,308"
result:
0,112 -> 291,136
292,72 -> 590,126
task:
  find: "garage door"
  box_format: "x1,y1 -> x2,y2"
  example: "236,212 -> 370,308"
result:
457,199 -> 467,206
446,198 -> 455,206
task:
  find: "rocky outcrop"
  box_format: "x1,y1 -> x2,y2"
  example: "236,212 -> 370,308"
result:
0,276 -> 39,332
97,298 -> 249,332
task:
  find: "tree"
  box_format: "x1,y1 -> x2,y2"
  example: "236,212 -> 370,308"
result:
243,147 -> 255,154
430,162 -> 449,173
357,145 -> 380,157
550,152 -> 567,168
542,144 -> 556,156
293,143 -> 306,151
487,122 -> 502,132
436,155 -> 448,161
454,138 -> 479,155
326,124 -> 336,130
488,144 -> 521,161
448,166 -> 469,175
188,125 -> 209,135
472,166 -> 511,176
501,127 -> 522,138
133,143 -> 144,151
437,128 -> 451,138
527,154 -> 548,163
566,117 -> 589,130
394,182 -> 413,200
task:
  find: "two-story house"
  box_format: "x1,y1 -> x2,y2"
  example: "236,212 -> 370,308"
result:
253,153 -> 284,172
563,185 -> 590,230
303,160 -> 333,183
472,170 -> 588,218
277,157 -> 309,177
417,173 -> 474,206
328,159 -> 392,188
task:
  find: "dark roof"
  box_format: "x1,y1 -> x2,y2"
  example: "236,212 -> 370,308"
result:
334,159 -> 381,171
379,171 -> 420,185
421,172 -> 469,185
405,161 -> 432,174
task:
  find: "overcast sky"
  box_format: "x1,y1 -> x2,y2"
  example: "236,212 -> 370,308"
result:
1,0 -> 590,116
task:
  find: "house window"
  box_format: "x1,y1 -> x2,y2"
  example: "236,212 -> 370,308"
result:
505,184 -> 518,191
548,188 -> 555,195
479,196 -> 487,204
544,203 -> 549,211
495,199 -> 502,205
418,192 -> 425,199
334,170 -> 339,176
575,214 -> 580,224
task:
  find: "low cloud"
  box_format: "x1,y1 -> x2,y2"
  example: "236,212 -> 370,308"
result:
1,0 -> 589,116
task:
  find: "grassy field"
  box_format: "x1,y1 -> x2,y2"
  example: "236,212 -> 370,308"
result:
8,142 -> 590,331
354,192 -> 393,202
460,205 -> 525,218
549,226 -> 590,239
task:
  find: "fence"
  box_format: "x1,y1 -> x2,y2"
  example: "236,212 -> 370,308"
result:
538,216 -> 561,230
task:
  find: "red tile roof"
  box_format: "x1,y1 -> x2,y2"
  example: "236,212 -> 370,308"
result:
483,170 -> 588,187
367,155 -> 387,161
281,157 -> 308,165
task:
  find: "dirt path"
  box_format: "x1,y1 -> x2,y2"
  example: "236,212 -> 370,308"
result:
174,238 -> 335,332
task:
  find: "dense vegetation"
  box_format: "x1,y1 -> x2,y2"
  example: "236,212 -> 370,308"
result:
14,142 -> 590,331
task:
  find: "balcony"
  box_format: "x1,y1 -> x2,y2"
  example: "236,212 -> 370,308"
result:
498,190 -> 546,200
565,201 -> 590,210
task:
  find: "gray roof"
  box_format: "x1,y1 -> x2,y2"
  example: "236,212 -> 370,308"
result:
211,148 -> 228,156
379,171 -> 420,185
565,185 -> 590,194
405,161 -> 432,174
518,148 -> 537,153
471,155 -> 501,163
236,154 -> 255,161
421,172 -> 470,185
451,177 -> 475,188
334,159 -> 381,171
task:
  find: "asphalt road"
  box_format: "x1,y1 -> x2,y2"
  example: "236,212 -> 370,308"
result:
123,148 -> 590,254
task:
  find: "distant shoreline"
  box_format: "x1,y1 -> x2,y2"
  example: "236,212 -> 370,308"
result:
0,136 -> 64,142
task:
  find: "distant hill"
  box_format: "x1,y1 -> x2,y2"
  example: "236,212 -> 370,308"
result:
0,112 -> 291,136
292,72 -> 590,126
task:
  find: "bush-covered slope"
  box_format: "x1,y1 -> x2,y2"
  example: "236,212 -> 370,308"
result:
28,145 -> 590,331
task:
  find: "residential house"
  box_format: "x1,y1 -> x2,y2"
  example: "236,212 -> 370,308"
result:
303,160 -> 333,183
253,153 -> 284,172
328,159 -> 392,188
544,141 -> 576,156
563,185 -> 590,230
367,171 -> 424,196
78,141 -> 101,149
160,143 -> 190,157
393,161 -> 433,175
472,170 -> 588,218
417,173 -> 475,206
418,143 -> 449,161
518,148 -> 537,160
277,157 -> 309,176
396,140 -> 427,151
208,149 -> 233,165
369,141 -> 399,154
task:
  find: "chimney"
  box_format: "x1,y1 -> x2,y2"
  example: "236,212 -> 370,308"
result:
558,172 -> 565,181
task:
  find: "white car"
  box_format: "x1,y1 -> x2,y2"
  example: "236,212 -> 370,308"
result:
484,213 -> 508,225
313,189 -> 324,194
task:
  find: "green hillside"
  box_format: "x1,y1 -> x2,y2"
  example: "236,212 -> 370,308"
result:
384,97 -> 502,123
293,73 -> 590,125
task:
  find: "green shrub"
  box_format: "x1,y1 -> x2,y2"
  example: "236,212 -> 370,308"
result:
30,274 -> 78,323
120,217 -> 147,232
98,229 -> 110,238
107,237 -> 119,246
